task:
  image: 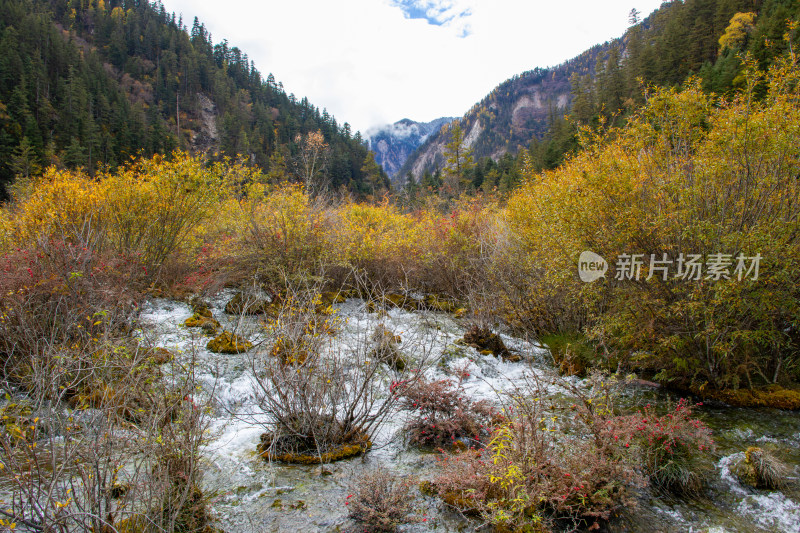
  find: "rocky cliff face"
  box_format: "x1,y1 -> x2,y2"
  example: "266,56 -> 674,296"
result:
399,43 -> 609,180
366,117 -> 453,179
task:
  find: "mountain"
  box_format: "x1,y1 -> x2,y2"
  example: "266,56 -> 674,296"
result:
400,0 -> 767,181
0,0 -> 384,197
366,117 -> 452,180
397,45 -> 607,180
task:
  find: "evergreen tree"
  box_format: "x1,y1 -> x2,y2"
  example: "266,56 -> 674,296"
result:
442,122 -> 475,196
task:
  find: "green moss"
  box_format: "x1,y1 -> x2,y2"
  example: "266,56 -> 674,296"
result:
696,385 -> 800,410
540,332 -> 597,377
184,313 -> 220,330
207,331 -> 253,354
258,432 -> 371,464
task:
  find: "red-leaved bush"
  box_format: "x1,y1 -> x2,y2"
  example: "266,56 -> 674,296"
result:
398,375 -> 499,449
603,398 -> 715,493
424,375 -> 715,531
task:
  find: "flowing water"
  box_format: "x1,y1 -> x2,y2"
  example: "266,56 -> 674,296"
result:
138,293 -> 800,533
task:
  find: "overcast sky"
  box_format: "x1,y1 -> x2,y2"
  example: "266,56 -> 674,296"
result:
160,0 -> 665,135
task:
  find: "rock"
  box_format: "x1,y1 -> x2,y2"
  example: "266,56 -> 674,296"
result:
630,378 -> 660,388
732,447 -> 788,489
370,324 -> 407,370
224,291 -> 277,315
258,431 -> 372,464
148,347 -> 174,365
185,313 -> 220,330
462,325 -> 521,362
207,331 -> 253,354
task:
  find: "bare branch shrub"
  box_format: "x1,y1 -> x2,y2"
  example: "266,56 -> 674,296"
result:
251,276 -> 429,463
0,345 -> 212,533
346,466 -> 417,532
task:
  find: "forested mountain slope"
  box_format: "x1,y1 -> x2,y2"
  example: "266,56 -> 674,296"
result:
0,0 -> 385,197
401,0 -> 795,181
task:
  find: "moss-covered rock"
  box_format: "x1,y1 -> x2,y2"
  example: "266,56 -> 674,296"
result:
731,447 -> 789,489
423,294 -> 461,314
370,325 -> 407,370
697,385 -> 800,410
367,293 -> 426,312
386,293 -> 424,311
258,431 -> 371,464
184,313 -> 220,329
207,331 -> 253,354
188,295 -> 212,315
372,324 -> 402,346
224,291 -> 277,315
462,325 -> 521,362
148,347 -> 174,365
67,381 -> 155,423
319,291 -> 347,306
418,481 -> 482,517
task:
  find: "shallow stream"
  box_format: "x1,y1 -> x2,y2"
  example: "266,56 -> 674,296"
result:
138,293 -> 800,533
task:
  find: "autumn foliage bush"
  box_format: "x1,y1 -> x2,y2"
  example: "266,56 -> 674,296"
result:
398,376 -> 498,449
428,380 -> 637,531
503,57 -> 800,391
603,398 -> 715,493
426,376 -> 715,531
0,240 -> 144,397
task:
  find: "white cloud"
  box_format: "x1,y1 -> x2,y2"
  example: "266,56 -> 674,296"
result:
161,0 -> 664,134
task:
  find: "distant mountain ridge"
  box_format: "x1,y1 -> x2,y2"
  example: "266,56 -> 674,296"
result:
367,117 -> 453,179
398,44 -> 609,180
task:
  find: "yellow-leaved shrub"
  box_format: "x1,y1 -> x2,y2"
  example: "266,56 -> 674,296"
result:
503,59 -> 800,389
